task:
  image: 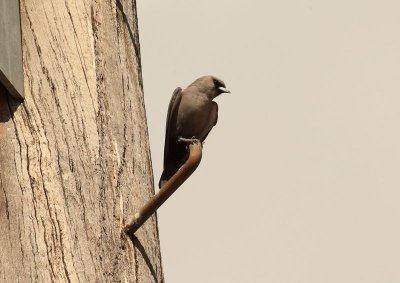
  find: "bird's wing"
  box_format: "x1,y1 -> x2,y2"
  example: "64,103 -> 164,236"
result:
201,101 -> 219,142
163,87 -> 183,167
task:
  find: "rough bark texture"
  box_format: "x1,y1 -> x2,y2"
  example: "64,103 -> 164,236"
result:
0,0 -> 163,282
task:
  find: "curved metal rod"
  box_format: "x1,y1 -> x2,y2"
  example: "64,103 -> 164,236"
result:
124,140 -> 202,236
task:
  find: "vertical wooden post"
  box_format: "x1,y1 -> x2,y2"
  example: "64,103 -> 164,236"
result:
0,1 -> 163,282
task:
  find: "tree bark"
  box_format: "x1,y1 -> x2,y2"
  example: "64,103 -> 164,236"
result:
0,0 -> 163,282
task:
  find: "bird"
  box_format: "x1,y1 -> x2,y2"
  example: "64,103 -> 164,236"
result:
159,75 -> 230,188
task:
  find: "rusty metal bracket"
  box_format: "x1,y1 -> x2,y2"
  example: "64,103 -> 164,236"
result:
124,139 -> 202,236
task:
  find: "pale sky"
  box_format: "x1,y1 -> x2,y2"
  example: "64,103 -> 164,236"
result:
137,1 -> 400,282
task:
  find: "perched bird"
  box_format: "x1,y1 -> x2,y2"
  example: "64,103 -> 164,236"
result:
159,75 -> 230,188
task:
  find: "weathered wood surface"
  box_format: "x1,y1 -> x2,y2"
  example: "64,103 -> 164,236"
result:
0,0 -> 163,282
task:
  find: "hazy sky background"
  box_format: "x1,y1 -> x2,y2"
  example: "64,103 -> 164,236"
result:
137,1 -> 400,282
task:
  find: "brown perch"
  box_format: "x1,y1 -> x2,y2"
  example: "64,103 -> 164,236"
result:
124,139 -> 202,236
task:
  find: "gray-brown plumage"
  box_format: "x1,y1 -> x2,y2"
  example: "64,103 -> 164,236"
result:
159,75 -> 230,188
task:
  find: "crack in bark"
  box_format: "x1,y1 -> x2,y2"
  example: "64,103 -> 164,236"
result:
0,174 -> 11,233
41,218 -> 57,280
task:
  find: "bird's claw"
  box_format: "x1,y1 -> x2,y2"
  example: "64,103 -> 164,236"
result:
178,136 -> 201,145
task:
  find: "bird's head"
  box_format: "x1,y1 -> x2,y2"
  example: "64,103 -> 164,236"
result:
190,75 -> 230,100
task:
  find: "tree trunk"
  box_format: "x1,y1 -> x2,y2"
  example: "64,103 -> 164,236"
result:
0,0 -> 163,282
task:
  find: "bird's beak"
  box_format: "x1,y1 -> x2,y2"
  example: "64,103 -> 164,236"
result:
218,86 -> 231,93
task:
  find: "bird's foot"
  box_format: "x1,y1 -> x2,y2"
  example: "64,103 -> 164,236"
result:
178,136 -> 201,145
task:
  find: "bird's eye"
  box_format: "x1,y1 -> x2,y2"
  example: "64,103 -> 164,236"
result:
213,79 -> 221,88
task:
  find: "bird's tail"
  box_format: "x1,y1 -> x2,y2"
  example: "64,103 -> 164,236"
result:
158,167 -> 178,188
158,178 -> 166,189
158,172 -> 169,189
